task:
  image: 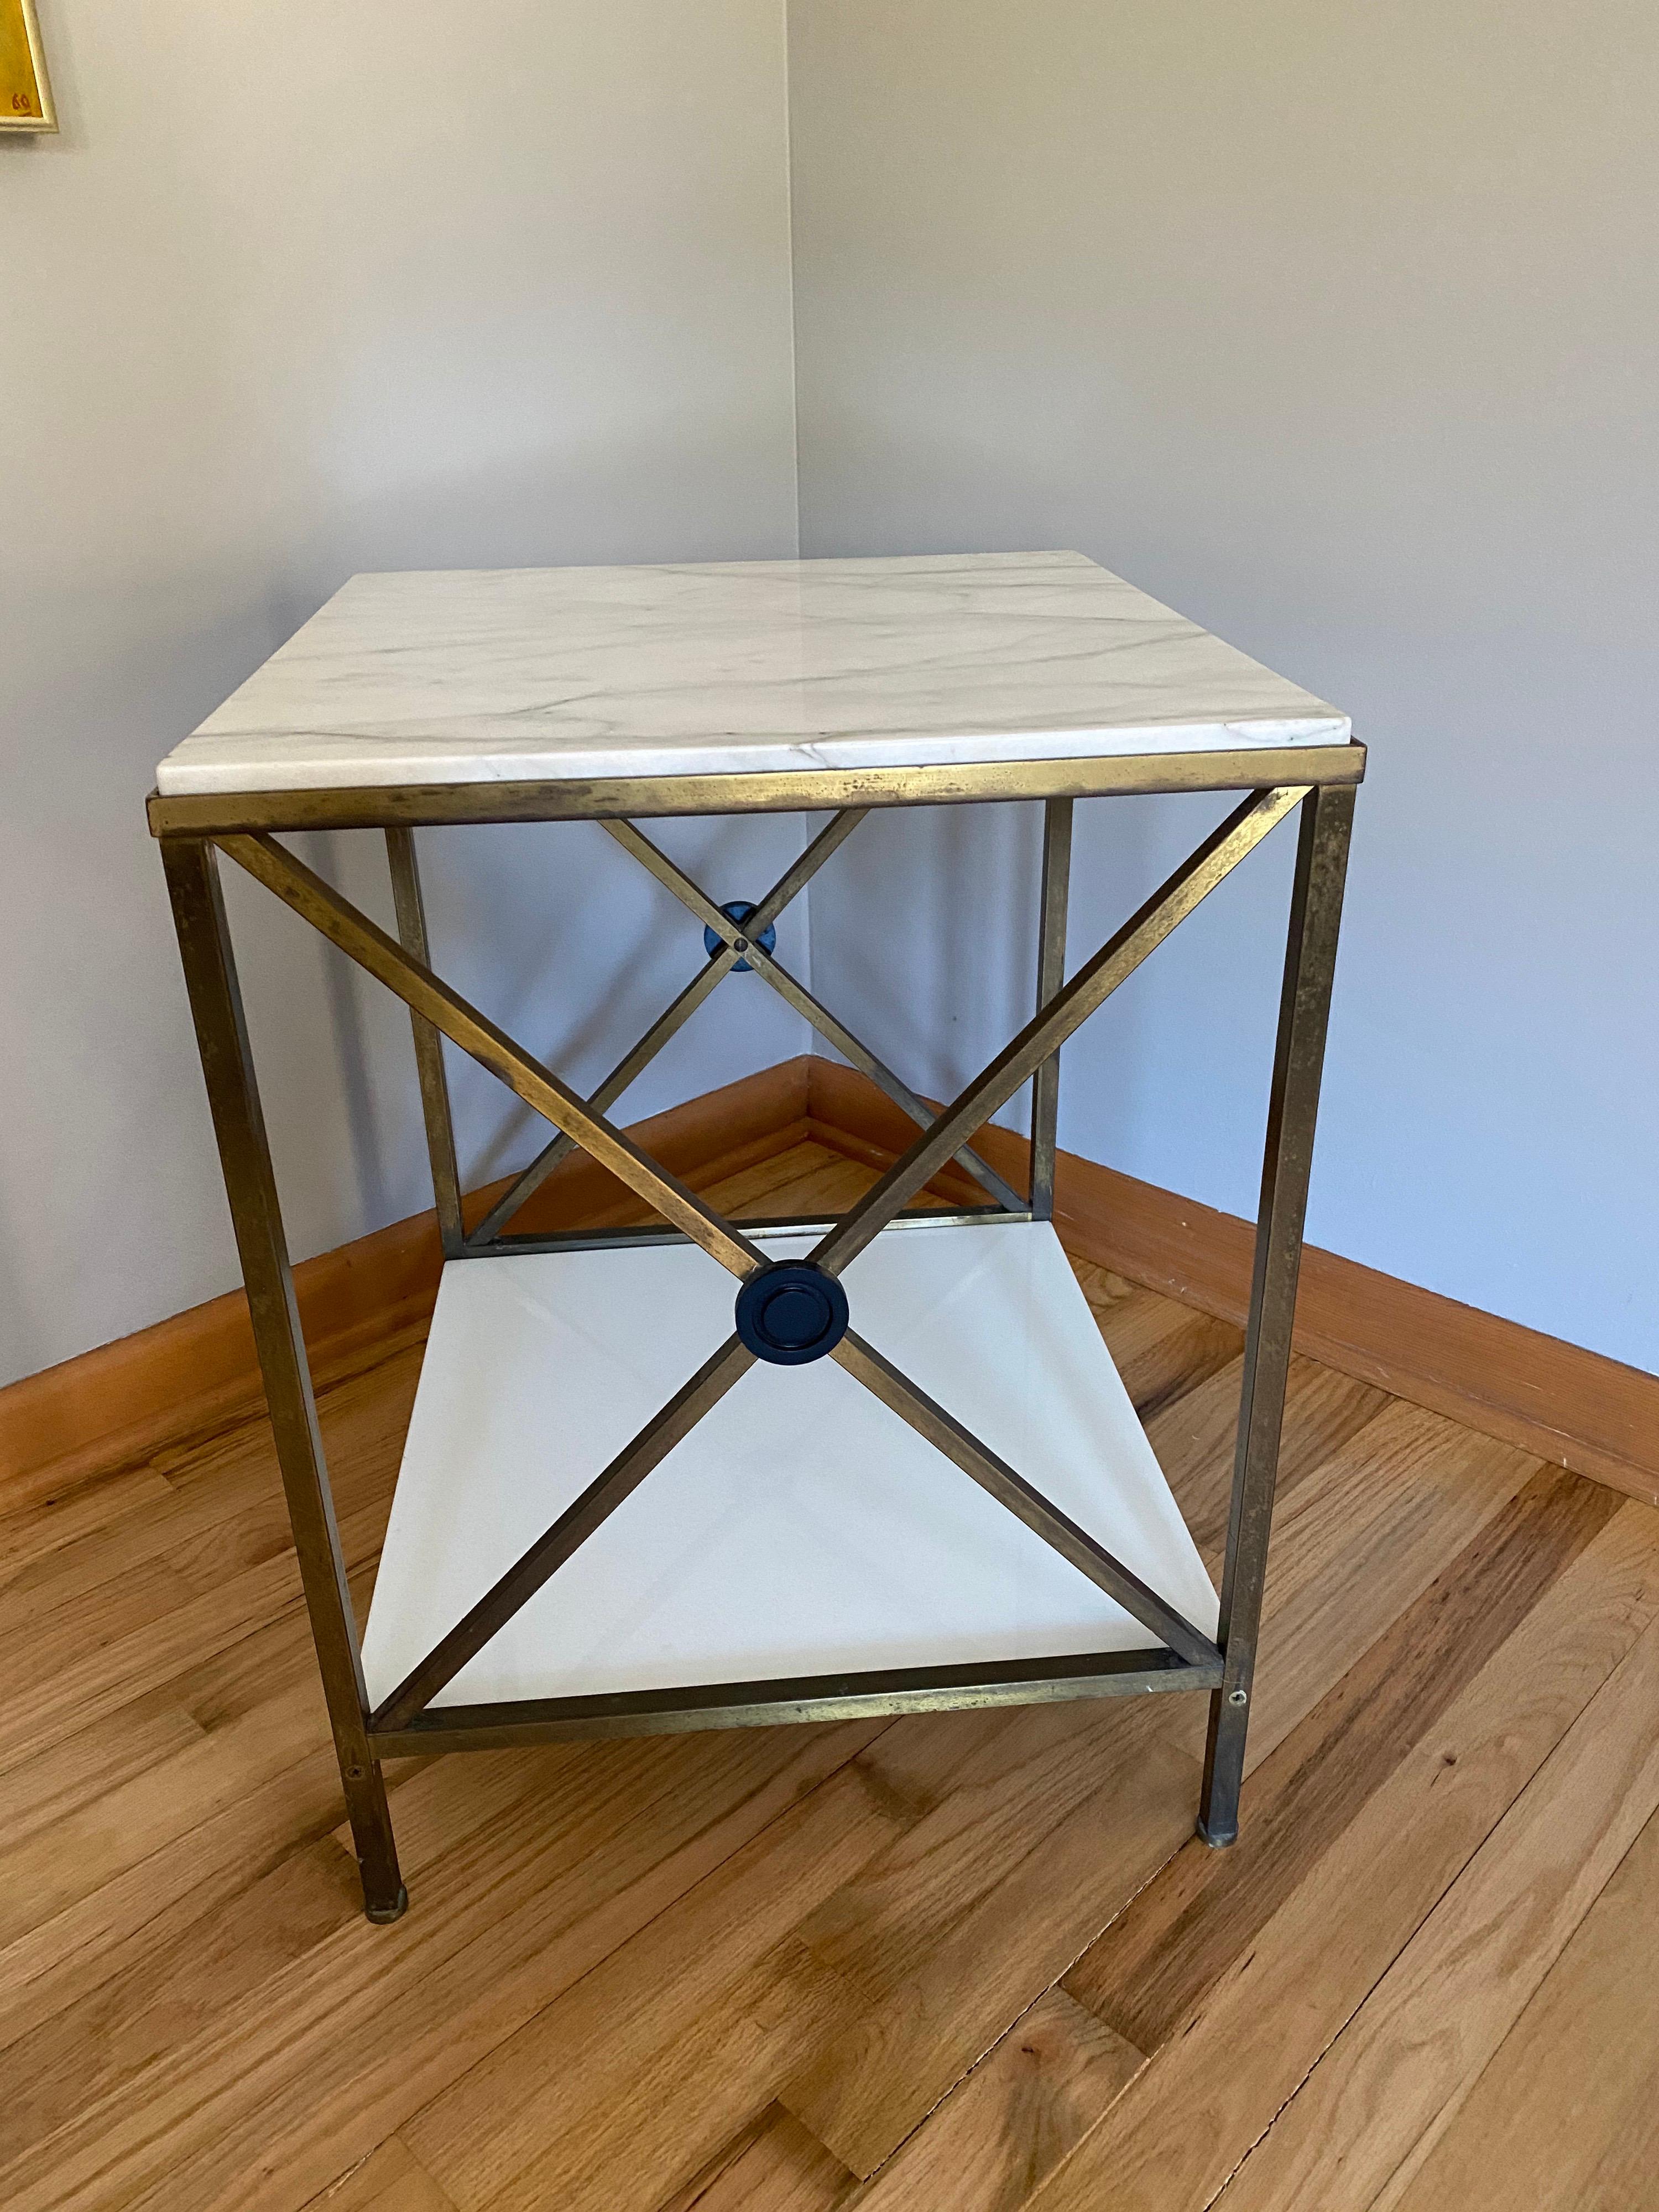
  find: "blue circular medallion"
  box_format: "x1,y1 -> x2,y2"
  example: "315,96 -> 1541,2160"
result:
734,1261 -> 850,1366
705,900 -> 777,972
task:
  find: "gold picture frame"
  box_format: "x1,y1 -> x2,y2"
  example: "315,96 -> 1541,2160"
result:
1,0 -> 55,133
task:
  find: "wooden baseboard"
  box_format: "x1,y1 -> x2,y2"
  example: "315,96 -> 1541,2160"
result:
8,1048 -> 1655,1519
805,1058 -> 1659,1510
0,1057 -> 811,1509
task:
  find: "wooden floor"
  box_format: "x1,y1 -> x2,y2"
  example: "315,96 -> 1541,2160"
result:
6,1135 -> 1659,2211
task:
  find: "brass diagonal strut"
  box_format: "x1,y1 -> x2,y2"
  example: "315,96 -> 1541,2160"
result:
812,786 -> 1306,1276
214,833 -> 768,1282
370,1334 -> 757,1730
469,808 -> 872,1244
603,818 -> 1029,1215
832,1330 -> 1218,1666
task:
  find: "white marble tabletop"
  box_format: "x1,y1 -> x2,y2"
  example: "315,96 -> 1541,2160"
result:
154,551 -> 1349,795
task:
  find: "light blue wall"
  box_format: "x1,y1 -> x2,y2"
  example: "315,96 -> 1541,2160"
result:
7,0 -> 1653,1388
788,0 -> 1659,1373
0,1 -> 804,1385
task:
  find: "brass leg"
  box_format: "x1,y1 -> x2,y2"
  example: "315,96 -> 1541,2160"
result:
1030,796 -> 1073,1220
1198,784 -> 1356,1846
385,828 -> 465,1258
160,838 -> 408,1921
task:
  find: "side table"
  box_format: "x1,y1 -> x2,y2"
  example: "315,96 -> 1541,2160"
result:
149,551 -> 1361,1921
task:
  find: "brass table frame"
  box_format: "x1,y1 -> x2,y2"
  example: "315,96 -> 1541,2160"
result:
150,739 -> 1362,1921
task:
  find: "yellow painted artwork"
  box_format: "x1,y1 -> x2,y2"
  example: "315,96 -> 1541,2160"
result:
1,0 -> 56,132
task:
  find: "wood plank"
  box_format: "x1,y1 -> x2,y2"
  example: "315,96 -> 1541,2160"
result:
1065,1464 -> 1620,2050
0,1838 -> 364,2167
0,1728 -> 889,2212
1389,1800 -> 1659,2212
1215,1597 -> 1659,2210
1016,1498 -> 1659,2212
778,1721 -> 1200,2177
2,1571 -> 705,2046
0,1463 -> 176,1580
12,1080 -> 1658,2212
2,1494 -> 387,2044
303,2138 -> 458,2211
1068,1266 -> 1244,1422
714,1139 -> 971,1223
0,1496 -> 387,1770
802,1249 -> 1246,1850
1,1446 -> 314,1632
851,1987 -> 1143,2212
720,1149 -> 877,1222
707,1242 -> 1241,2106
0,1554 -> 398,1999
0,1694 -> 207,1852
0,1358 -> 408,1841
0,1746 -> 356,2056
808,1703 -> 1021,1832
398,1778 -> 897,2212
1154,1395 -> 1542,1775
170,1553 -> 378,1731
160,1349 -> 420,1594
0,1550 -> 196,1678
1143,1352 -> 1391,1566
0,1673 -> 338,1950
791,1698 -> 1172,2007
152,1327 -> 420,1501
656,2107 -> 854,2212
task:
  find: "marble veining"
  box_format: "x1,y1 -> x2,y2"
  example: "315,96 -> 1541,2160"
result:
155,551 -> 1350,794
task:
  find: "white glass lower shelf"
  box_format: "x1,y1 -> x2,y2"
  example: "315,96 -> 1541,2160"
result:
359,1218 -> 1218,1712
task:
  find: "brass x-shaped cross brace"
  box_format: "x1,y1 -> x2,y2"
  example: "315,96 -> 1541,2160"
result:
596,816 -> 1029,1218
465,810 -> 867,1243
217,782 -> 1306,1731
